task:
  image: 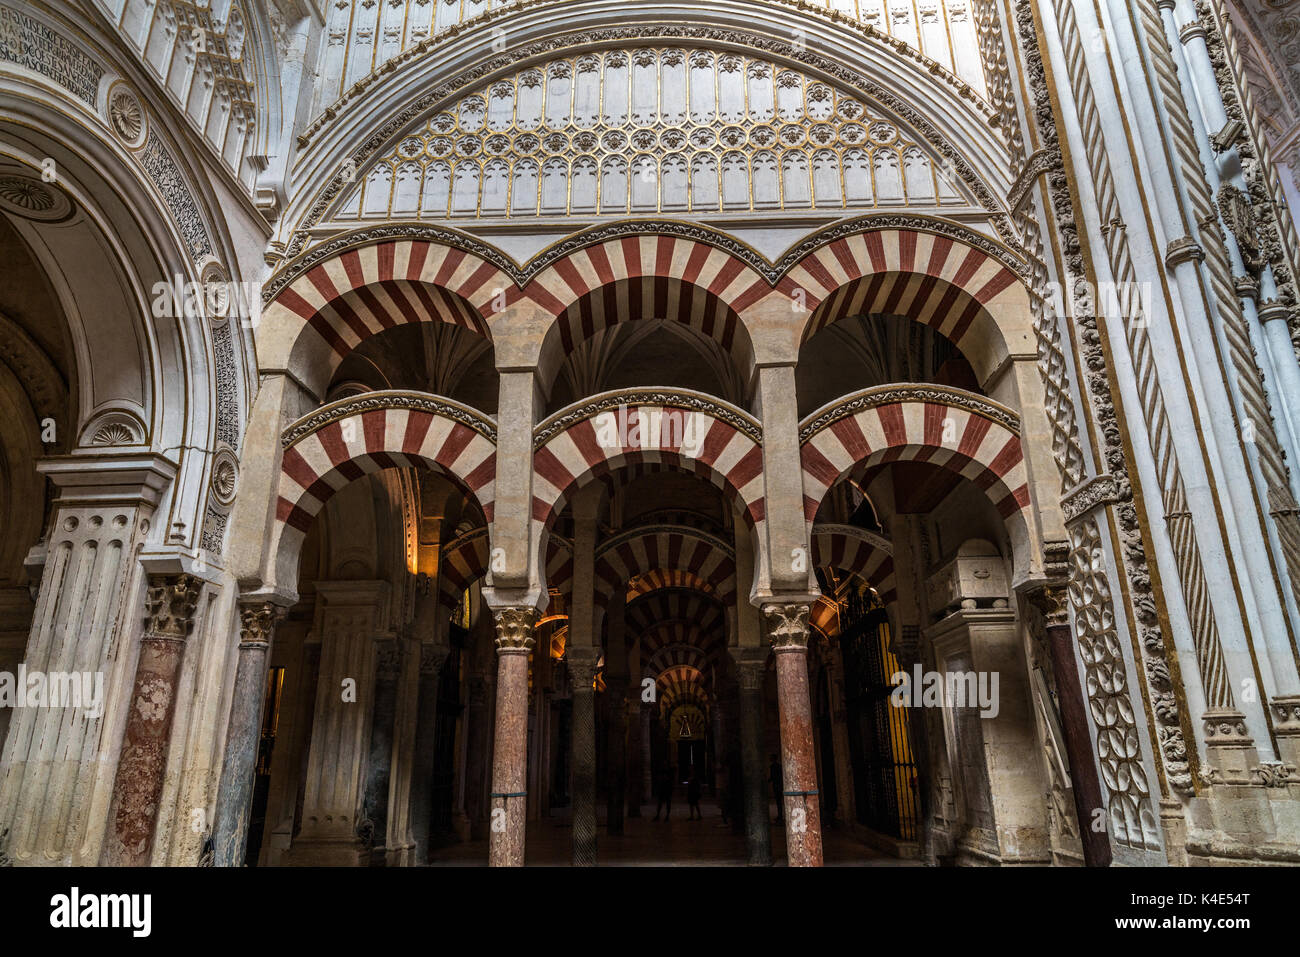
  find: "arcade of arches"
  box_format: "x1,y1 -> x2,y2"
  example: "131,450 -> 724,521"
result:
3,0 -> 1300,869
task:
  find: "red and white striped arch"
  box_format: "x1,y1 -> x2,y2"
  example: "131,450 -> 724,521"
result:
524,234 -> 773,319
532,401 -> 766,589
438,528 -> 572,610
811,524 -> 897,605
800,395 -> 1030,527
594,527 -> 736,607
638,621 -> 726,678
260,239 -> 511,394
625,589 -> 727,640
271,398 -> 496,584
784,228 -> 1027,382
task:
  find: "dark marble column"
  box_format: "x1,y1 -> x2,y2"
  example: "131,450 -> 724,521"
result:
488,607 -> 537,867
1029,583 -> 1112,867
101,574 -> 203,866
210,599 -> 286,866
360,639 -> 402,863
410,643 -> 448,862
764,603 -> 823,867
626,697 -> 644,816
732,647 -> 773,866
568,649 -> 599,865
464,670 -> 493,839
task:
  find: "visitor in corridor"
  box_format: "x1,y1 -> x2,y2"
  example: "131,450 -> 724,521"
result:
653,765 -> 674,821
687,766 -> 702,820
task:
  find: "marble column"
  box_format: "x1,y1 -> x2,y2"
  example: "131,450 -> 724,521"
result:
764,603 -> 823,867
732,647 -> 773,866
101,574 -> 203,866
210,599 -> 286,866
488,607 -> 537,867
1028,585 -> 1112,867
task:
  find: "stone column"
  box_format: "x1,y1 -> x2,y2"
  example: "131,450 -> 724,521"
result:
101,574 -> 203,866
283,580 -> 388,866
763,603 -> 823,867
410,642 -> 448,863
626,696 -> 644,816
360,639 -> 402,863
463,668 -> 493,840
384,635 -> 420,866
731,647 -> 772,866
568,649 -> 599,865
488,607 -> 538,867
641,703 -> 653,804
210,599 -> 286,866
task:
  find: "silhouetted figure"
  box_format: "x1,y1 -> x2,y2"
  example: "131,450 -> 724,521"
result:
769,754 -> 783,823
687,765 -> 702,820
653,765 -> 674,821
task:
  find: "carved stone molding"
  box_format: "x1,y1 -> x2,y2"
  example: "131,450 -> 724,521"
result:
1164,235 -> 1205,270
1202,708 -> 1254,748
799,383 -> 1020,444
763,602 -> 811,651
282,389 -> 497,447
107,82 -> 146,149
1060,473 -> 1122,525
493,607 -> 539,654
1007,148 -> 1057,214
535,388 -> 761,448
0,173 -> 74,223
144,574 -> 203,640
1269,695 -> 1300,736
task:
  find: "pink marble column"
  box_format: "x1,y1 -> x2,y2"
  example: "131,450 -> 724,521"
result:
764,603 -> 823,867
101,574 -> 202,866
488,607 -> 537,867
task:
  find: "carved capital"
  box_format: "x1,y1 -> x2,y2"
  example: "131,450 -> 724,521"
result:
493,607 -> 538,655
1164,235 -> 1205,270
145,574 -> 203,640
1023,581 -> 1070,627
419,643 -> 449,677
762,602 -> 810,652
566,650 -> 599,688
375,639 -> 403,681
1270,695 -> 1300,736
237,600 -> 284,650
1202,708 -> 1254,748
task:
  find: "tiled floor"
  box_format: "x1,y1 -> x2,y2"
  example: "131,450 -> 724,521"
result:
427,798 -> 923,866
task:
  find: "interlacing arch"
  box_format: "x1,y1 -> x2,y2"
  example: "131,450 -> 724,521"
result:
271,392 -> 497,585
799,386 -> 1030,531
811,524 -> 897,605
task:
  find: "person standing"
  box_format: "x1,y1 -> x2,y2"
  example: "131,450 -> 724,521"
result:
769,754 -> 783,824
686,765 -> 702,820
653,764 -> 674,821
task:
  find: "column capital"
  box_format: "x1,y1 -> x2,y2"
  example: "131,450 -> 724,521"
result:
145,573 -> 203,640
1270,696 -> 1300,737
762,601 -> 811,652
419,642 -> 451,677
566,649 -> 600,687
493,606 -> 539,655
237,599 -> 287,650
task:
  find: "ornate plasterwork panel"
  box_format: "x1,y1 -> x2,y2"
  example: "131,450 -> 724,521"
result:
329,48 -> 978,224
311,0 -> 988,121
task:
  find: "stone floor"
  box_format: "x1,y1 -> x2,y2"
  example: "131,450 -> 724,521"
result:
427,798 -> 924,866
